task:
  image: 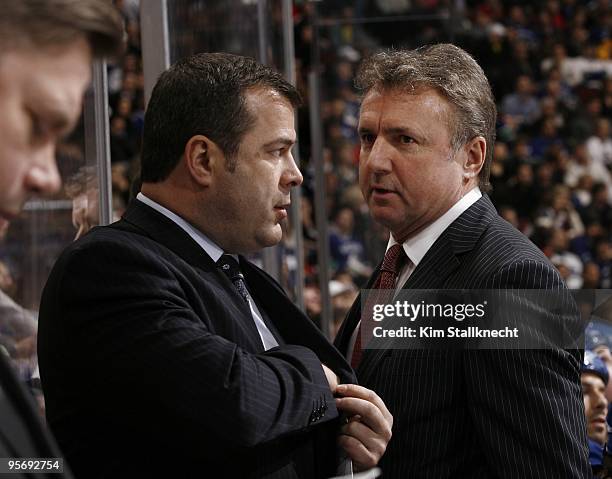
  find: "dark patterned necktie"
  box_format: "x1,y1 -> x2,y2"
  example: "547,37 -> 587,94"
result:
351,244 -> 407,369
217,255 -> 250,303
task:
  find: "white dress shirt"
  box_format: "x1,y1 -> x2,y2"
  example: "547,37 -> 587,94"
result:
136,193 -> 279,350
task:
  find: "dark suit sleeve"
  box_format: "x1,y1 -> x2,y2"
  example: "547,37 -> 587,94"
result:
40,238 -> 337,452
463,260 -> 590,478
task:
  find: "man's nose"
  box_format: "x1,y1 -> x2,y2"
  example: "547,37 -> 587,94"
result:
283,152 -> 303,189
366,138 -> 393,174
25,147 -> 62,196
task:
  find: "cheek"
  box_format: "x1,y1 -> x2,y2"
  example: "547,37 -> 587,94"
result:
358,170 -> 368,194
0,152 -> 24,185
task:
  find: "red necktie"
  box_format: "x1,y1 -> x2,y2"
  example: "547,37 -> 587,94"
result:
351,244 -> 407,369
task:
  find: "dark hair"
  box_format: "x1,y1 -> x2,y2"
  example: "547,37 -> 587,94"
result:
355,43 -> 497,192
0,0 -> 124,58
141,53 -> 301,182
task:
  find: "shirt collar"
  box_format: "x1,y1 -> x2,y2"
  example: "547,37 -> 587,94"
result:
388,187 -> 482,267
136,192 -> 224,262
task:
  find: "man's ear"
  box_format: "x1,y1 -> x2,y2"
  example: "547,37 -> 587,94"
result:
183,135 -> 224,186
462,136 -> 486,181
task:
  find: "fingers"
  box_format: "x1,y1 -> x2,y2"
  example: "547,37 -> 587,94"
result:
341,419 -> 388,458
337,422 -> 387,471
335,385 -> 393,470
335,384 -> 393,430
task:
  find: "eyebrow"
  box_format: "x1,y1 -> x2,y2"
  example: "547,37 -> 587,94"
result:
263,137 -> 296,148
358,125 -> 420,137
383,126 -> 415,136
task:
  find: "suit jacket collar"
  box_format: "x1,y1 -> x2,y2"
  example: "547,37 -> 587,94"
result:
120,199 -> 219,273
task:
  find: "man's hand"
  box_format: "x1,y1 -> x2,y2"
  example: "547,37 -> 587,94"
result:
335,384 -> 393,471
322,364 -> 338,393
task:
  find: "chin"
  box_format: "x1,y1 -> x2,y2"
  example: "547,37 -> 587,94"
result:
370,211 -> 399,231
257,227 -> 283,249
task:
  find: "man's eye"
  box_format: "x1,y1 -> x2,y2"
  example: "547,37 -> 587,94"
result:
400,135 -> 414,144
360,133 -> 374,144
31,116 -> 48,141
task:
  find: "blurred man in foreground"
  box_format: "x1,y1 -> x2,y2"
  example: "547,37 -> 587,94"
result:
0,0 -> 123,475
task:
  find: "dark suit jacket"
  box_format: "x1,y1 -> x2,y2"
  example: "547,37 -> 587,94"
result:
38,199 -> 355,479
335,195 -> 590,478
0,353 -> 73,478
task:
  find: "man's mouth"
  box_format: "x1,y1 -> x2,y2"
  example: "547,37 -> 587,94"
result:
371,186 -> 396,198
274,203 -> 290,219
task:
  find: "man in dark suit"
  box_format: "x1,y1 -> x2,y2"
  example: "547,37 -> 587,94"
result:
335,44 -> 590,478
0,1 -> 123,477
38,53 -> 392,478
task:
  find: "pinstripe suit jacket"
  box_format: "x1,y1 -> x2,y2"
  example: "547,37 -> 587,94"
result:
335,195 -> 590,478
38,199 -> 355,479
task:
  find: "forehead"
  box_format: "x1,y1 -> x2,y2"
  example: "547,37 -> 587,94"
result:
242,88 -> 296,139
581,372 -> 605,388
359,87 -> 451,126
0,40 -> 92,123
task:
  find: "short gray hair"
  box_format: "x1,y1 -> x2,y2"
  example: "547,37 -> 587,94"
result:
355,43 -> 497,192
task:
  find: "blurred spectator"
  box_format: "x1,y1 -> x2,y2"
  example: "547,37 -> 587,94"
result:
501,74 -> 541,128
329,206 -> 369,278
535,185 -> 585,240
581,350 -> 609,474
504,163 -> 539,221
583,262 -> 602,289
530,118 -> 564,160
587,117 -> 612,169
0,223 -> 37,371
566,143 -> 612,203
585,183 -> 612,230
595,239 -> 612,289
547,229 -> 584,288
0,260 -> 36,366
329,278 -> 357,339
65,166 -> 100,241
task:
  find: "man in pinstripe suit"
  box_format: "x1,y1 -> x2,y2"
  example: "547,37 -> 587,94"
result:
335,44 -> 591,477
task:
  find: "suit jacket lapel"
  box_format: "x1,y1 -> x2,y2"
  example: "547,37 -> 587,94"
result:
357,195 -> 497,383
242,261 -> 356,383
